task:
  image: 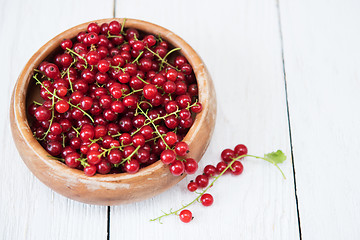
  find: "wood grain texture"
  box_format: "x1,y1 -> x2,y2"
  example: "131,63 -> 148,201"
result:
111,0 -> 299,239
279,0 -> 360,238
0,0 -> 113,239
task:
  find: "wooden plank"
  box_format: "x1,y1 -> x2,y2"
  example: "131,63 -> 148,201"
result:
279,0 -> 360,238
0,0 -> 113,239
111,0 -> 300,239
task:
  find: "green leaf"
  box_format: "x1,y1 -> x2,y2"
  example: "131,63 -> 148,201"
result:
264,150 -> 287,164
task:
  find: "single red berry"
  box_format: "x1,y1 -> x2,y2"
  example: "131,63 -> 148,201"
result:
44,63 -> 60,79
136,148 -> 150,163
184,158 -> 198,174
84,165 -> 97,176
87,150 -> 102,165
50,122 -> 62,135
179,209 -> 193,223
119,133 -> 132,145
187,181 -> 198,192
231,161 -> 244,175
80,96 -> 93,111
191,102 -> 202,113
97,160 -> 111,174
124,159 -> 140,174
169,160 -> 185,176
166,68 -> 178,81
110,86 -> 123,99
216,162 -> 228,174
61,39 -> 73,50
55,100 -> 70,113
179,109 -> 191,120
234,144 -> 248,157
174,142 -> 189,156
87,22 -> 100,34
200,193 -> 213,207
132,133 -> 145,147
174,56 -> 187,68
164,132 -> 178,146
221,149 -> 235,163
160,149 -> 176,164
108,149 -> 122,164
203,165 -> 217,177
176,95 -> 191,109
97,59 -> 110,73
34,106 -> 51,121
86,51 -> 100,65
46,141 -> 63,156
163,81 -> 176,93
143,84 -> 157,100
108,21 -> 121,35
195,174 -> 209,188
65,152 -> 81,168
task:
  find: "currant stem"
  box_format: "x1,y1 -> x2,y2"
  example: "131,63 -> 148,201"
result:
39,90 -> 56,141
137,105 -> 171,149
245,154 -> 286,179
33,74 -> 94,123
145,47 -> 177,70
160,47 -> 181,70
72,126 -> 80,137
132,51 -> 144,64
66,47 -> 88,69
122,88 -> 143,98
137,76 -> 150,85
120,145 -> 141,165
120,18 -> 126,34
66,60 -> 76,92
150,153 -> 286,223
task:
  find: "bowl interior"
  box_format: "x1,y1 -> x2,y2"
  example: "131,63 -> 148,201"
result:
22,18 -> 208,179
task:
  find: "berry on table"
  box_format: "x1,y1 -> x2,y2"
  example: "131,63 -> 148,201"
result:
179,209 -> 193,223
200,193 -> 213,207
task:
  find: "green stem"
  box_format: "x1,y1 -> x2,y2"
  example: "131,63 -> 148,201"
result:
122,88 -> 143,98
66,48 -> 87,69
137,76 -> 149,85
145,47 -> 177,70
137,105 -> 171,149
39,90 -> 56,141
150,153 -> 285,223
120,18 -> 126,34
160,47 -> 181,70
110,64 -> 125,73
48,155 -> 65,162
33,74 -> 94,123
132,51 -> 144,64
66,60 -> 76,92
72,126 -> 80,137
119,145 -> 141,165
245,154 -> 286,179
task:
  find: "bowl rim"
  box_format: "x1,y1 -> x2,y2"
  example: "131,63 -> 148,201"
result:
12,18 -> 210,181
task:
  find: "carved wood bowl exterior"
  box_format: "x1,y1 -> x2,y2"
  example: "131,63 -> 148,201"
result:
10,18 -> 217,205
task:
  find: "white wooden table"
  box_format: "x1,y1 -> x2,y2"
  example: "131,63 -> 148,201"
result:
1,0 -> 359,239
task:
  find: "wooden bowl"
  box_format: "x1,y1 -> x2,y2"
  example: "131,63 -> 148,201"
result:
10,18 -> 216,205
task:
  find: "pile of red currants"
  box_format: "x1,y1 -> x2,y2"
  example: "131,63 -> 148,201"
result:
28,20 -> 202,176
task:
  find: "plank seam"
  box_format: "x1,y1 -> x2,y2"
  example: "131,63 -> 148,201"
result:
107,206 -> 111,240
113,0 -> 116,18
275,0 -> 303,239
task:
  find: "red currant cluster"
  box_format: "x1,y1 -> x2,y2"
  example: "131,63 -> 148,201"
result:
28,20 -> 202,176
179,144 -> 248,223
187,144 -> 248,194
150,144 -> 248,223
